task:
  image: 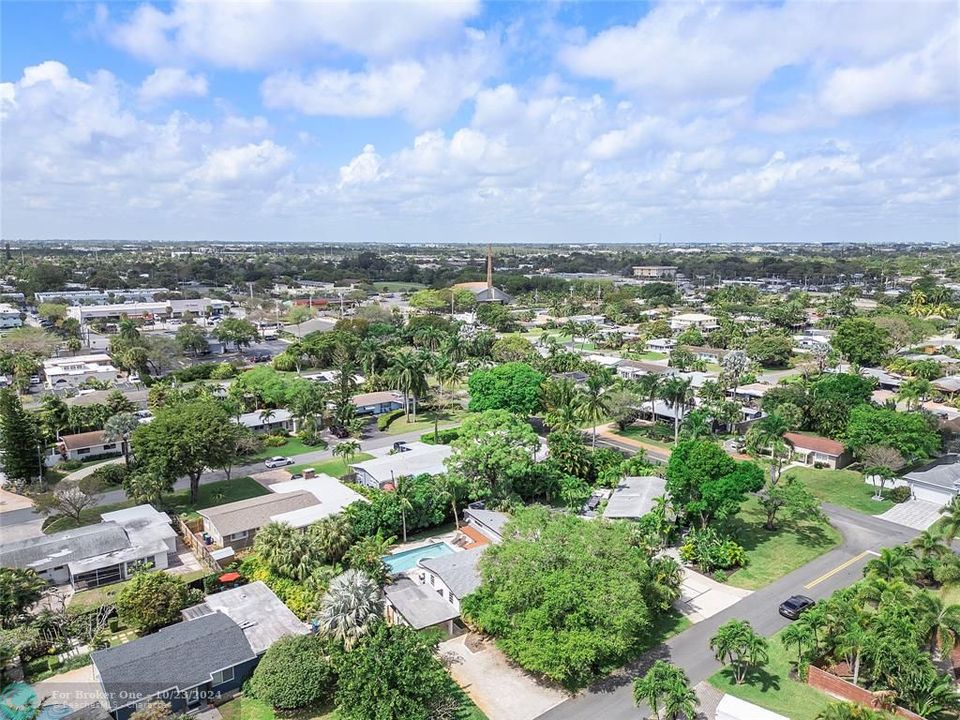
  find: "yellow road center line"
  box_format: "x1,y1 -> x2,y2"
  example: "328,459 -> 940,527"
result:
803,550 -> 880,590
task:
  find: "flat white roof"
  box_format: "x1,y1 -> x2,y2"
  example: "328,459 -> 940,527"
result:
350,442 -> 453,484
715,695 -> 789,720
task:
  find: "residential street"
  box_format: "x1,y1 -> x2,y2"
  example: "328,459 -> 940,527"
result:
0,425 -> 436,534
537,505 -> 918,720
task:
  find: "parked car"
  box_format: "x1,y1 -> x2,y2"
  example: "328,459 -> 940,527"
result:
264,456 -> 295,469
331,426 -> 350,439
245,352 -> 271,363
779,594 -> 815,620
29,375 -> 41,385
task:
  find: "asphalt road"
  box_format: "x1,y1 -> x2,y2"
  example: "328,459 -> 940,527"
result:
537,504 -> 917,720
0,425 -> 436,534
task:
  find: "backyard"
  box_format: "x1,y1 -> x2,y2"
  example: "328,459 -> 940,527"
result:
725,498 -> 842,590
43,476 -> 271,533
783,467 -> 894,515
709,628 -> 833,720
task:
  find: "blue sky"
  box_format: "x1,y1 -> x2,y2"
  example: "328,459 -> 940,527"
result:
1,0 -> 957,244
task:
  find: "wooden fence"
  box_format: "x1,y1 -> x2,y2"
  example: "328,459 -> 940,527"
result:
174,515 -> 222,573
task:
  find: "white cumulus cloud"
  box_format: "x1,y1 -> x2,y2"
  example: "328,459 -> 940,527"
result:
139,67 -> 208,103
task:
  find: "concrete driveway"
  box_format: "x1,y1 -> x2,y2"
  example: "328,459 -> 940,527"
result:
877,498 -> 943,530
440,634 -> 567,720
32,665 -> 102,711
676,567 -> 752,623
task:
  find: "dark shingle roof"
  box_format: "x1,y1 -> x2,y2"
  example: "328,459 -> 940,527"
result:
91,612 -> 255,710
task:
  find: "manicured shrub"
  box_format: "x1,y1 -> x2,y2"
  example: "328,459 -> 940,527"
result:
376,409 -> 405,431
888,485 -> 912,503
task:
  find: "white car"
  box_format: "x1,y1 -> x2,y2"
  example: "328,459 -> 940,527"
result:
264,456 -> 295,469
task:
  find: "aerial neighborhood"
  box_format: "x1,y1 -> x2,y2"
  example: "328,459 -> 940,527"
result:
0,242 -> 959,720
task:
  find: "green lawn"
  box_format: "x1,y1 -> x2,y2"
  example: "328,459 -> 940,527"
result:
629,351 -> 668,361
44,476 -> 271,534
384,409 -> 466,436
783,467 -> 893,515
726,498 -> 842,590
709,629 -> 833,720
252,437 -> 327,460
615,424 -> 675,449
287,454 -> 374,479
218,690 -> 487,720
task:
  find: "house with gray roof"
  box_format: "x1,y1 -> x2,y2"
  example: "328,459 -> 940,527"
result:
463,508 -> 509,543
903,454 -> 960,505
0,505 -> 176,589
196,490 -> 318,550
91,611 -> 257,720
384,546 -> 485,636
604,476 -> 668,520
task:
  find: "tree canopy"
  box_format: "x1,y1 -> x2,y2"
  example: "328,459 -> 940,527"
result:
461,506 -> 681,689
249,635 -> 338,710
467,361 -> 544,415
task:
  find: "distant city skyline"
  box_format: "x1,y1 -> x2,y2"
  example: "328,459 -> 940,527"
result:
2,1 -> 958,244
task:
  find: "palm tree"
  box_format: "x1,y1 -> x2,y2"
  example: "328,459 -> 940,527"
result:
863,545 -> 917,582
750,413 -> 790,481
710,619 -> 768,685
356,337 -> 385,379
333,439 -> 361,465
679,409 -> 711,441
433,474 -> 465,529
897,377 -> 932,411
815,703 -> 886,720
394,475 -> 415,543
781,622 -> 815,669
386,351 -> 428,422
309,514 -> 354,564
660,377 -> 694,444
939,496 -> 960,542
316,569 -> 384,650
258,408 -> 276,426
440,335 -> 467,364
253,521 -> 297,574
544,378 -> 579,432
636,373 -> 663,422
915,592 -> 960,658
633,660 -> 687,720
103,412 -> 140,467
663,680 -> 698,720
577,375 -> 610,448
898,669 -> 960,719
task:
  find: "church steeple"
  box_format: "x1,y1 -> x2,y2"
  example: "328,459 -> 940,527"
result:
486,244 -> 493,289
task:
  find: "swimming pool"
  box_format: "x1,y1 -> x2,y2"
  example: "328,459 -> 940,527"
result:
383,542 -> 455,574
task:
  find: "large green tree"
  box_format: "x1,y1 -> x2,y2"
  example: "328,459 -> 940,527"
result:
844,405 -> 940,461
461,507 -> 680,689
249,635 -> 338,711
131,399 -> 245,503
0,389 -> 42,485
467,361 -> 544,415
833,319 -> 892,366
335,623 -> 461,720
115,569 -> 197,633
445,409 -> 540,498
665,440 -> 764,528
0,568 -> 46,628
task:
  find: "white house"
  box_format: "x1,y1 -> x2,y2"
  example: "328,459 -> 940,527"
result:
0,504 -> 176,589
669,313 -> 719,332
0,303 -> 22,328
56,430 -> 124,462
384,546 -> 485,635
350,442 -> 453,489
43,354 -> 119,389
235,408 -> 295,434
902,455 -> 960,505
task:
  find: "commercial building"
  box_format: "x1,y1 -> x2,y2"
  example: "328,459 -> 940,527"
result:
632,266 -> 678,279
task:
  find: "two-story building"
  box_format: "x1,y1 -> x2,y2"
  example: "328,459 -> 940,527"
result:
669,312 -> 719,332
43,354 -> 119,389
